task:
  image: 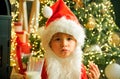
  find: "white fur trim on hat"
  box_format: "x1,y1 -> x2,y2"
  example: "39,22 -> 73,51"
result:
41,17 -> 86,51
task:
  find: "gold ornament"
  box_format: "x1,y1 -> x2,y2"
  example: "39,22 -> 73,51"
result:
85,17 -> 96,30
105,63 -> 120,79
73,0 -> 84,9
109,33 -> 120,46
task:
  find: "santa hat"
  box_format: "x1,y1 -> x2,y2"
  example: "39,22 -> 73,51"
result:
41,0 -> 86,50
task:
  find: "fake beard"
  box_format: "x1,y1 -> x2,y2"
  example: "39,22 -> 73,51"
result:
45,47 -> 83,79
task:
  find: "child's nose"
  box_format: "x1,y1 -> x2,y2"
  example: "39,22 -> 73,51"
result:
61,39 -> 68,46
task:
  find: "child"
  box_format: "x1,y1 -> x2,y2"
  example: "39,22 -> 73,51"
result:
40,0 -> 100,79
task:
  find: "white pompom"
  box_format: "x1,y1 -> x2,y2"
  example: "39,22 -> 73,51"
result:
43,6 -> 53,18
105,63 -> 120,79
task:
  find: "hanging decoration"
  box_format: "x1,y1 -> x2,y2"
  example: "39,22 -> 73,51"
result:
105,63 -> 120,79
109,32 -> 120,46
73,0 -> 84,9
85,17 -> 96,30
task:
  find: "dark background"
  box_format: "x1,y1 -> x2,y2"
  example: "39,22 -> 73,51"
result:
111,0 -> 120,28
0,0 -> 11,79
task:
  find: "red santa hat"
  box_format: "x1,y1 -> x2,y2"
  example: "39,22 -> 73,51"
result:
41,0 -> 86,50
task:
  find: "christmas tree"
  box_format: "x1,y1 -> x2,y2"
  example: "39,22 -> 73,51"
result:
39,0 -> 120,79
73,0 -> 120,78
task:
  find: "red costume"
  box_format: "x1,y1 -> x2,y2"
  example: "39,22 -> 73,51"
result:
41,0 -> 87,79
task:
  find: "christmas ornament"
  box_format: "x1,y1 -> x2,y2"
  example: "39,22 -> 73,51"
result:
85,17 -> 96,30
105,63 -> 120,79
109,33 -> 120,46
73,0 -> 84,9
84,44 -> 102,53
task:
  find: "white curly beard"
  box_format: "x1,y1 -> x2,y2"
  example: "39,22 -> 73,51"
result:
45,47 -> 83,79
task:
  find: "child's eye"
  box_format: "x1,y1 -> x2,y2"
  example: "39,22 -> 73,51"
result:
67,37 -> 73,40
54,37 -> 61,41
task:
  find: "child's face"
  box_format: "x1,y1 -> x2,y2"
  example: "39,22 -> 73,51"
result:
49,32 -> 77,58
